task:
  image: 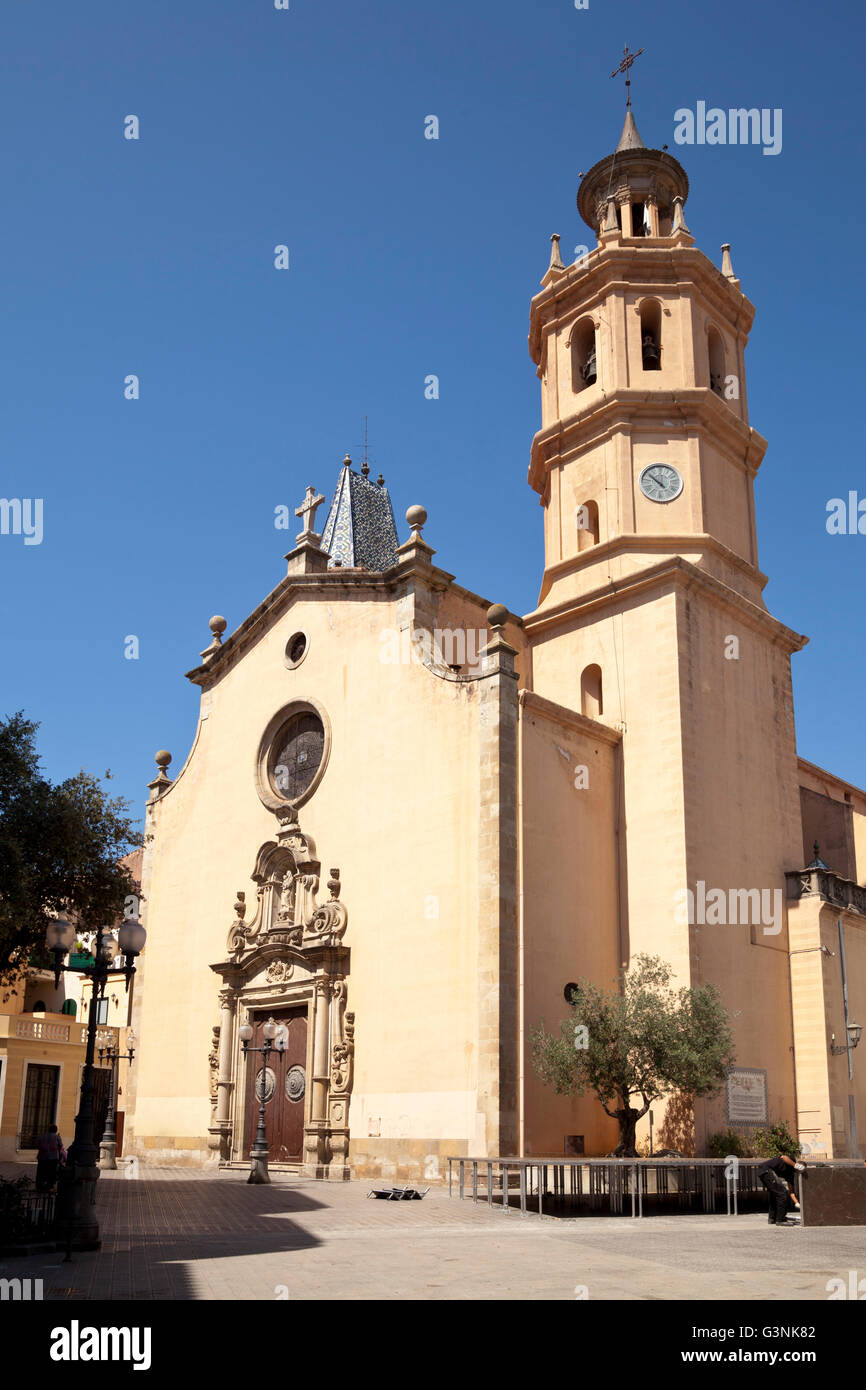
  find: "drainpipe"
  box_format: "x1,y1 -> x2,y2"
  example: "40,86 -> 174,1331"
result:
838,918 -> 854,1085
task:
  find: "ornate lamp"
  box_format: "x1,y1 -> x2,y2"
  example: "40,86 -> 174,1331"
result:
240,1016 -> 280,1184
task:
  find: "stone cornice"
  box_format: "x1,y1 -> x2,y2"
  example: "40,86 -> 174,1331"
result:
522,554 -> 809,654
184,563 -> 524,688
528,389 -> 767,495
519,689 -> 622,745
537,531 -> 768,593
797,756 -> 866,806
528,244 -> 755,364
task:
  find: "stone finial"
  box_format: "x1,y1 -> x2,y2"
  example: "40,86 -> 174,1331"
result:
201,615 -> 227,663
328,868 -> 341,900
376,473 -> 384,487
396,504 -> 434,566
541,233 -> 566,288
148,750 -> 172,796
672,195 -> 690,234
486,603 -> 508,629
342,453 -> 352,467
721,243 -> 736,280
405,505 -> 427,539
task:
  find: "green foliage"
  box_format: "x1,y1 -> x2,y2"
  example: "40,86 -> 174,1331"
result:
707,1128 -> 752,1159
0,711 -> 141,981
751,1120 -> 802,1159
531,954 -> 736,1155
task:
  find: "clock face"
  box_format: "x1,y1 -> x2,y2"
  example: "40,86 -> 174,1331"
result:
639,463 -> 683,503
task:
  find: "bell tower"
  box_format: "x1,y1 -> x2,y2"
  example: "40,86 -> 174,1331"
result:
528,106 -> 765,614
523,101 -> 809,1152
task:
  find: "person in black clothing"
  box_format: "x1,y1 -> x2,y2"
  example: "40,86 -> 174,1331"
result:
758,1153 -> 805,1225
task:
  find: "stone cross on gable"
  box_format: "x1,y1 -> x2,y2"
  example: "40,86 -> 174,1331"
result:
295,484 -> 326,542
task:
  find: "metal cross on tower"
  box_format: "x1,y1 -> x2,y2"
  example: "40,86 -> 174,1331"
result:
356,415 -> 373,478
610,44 -> 644,109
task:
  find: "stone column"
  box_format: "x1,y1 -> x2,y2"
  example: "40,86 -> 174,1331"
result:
303,974 -> 331,1174
207,988 -> 237,1163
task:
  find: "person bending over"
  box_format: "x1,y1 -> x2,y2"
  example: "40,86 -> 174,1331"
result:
758,1153 -> 805,1226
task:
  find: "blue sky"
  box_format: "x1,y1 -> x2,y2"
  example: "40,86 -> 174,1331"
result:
1,0 -> 864,828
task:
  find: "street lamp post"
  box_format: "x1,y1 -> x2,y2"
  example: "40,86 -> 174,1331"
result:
97,1030 -> 136,1171
238,1016 -> 284,1185
46,914 -> 146,1250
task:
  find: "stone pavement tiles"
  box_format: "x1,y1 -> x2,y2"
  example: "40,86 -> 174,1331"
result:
2,1167 -> 865,1301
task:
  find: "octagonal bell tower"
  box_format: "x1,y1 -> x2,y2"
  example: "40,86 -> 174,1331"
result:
528,107 -> 766,614
523,105 -> 809,1154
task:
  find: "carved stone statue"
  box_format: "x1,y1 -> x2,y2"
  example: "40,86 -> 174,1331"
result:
208,1024 -> 220,1109
277,869 -> 295,921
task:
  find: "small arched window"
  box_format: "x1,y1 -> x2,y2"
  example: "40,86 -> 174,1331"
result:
580,664 -> 603,719
708,327 -> 726,397
576,499 -> 600,551
61,999 -> 77,1017
571,318 -> 598,394
32,1000 -> 46,1013
640,300 -> 662,371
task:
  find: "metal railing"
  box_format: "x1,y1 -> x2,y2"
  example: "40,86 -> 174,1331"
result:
446,1156 -> 764,1218
0,1188 -> 57,1245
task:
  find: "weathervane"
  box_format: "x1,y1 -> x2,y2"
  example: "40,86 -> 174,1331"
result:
610,45 -> 644,110
356,415 -> 373,478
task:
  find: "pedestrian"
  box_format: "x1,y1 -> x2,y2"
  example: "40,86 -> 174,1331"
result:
758,1152 -> 805,1226
35,1123 -> 64,1194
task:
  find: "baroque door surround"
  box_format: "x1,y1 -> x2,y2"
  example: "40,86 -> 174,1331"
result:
208,807 -> 353,1178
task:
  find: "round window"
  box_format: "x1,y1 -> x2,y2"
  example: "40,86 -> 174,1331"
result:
285,632 -> 308,669
269,710 -> 325,801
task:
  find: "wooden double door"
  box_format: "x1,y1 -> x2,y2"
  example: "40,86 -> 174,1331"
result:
243,1006 -> 308,1163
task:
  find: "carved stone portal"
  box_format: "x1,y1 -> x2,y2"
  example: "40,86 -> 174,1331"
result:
210,811 -> 352,1179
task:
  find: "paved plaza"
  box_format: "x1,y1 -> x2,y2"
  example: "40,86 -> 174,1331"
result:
2,1166 -> 865,1301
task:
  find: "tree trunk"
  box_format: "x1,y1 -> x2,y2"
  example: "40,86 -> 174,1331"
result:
614,1106 -> 640,1156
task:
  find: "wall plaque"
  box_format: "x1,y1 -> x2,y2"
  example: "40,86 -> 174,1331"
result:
725,1067 -> 768,1126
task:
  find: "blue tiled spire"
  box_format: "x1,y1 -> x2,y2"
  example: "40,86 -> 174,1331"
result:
320,454 -> 399,571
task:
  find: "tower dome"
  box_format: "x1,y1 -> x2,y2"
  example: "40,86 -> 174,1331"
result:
577,108 -> 689,238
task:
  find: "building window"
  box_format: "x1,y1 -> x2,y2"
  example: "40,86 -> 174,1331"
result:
32,1000 -> 47,1013
61,999 -> 77,1017
571,319 -> 598,393
270,710 -> 326,802
708,327 -> 726,396
580,664 -> 603,719
284,631 -> 308,669
640,300 -> 662,370
576,499 -> 600,551
20,1064 -> 60,1149
95,997 -> 110,1025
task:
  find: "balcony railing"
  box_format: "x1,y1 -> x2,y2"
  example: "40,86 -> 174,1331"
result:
0,1013 -> 120,1048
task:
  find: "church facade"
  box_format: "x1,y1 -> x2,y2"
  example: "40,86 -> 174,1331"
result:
125,110 -> 866,1178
